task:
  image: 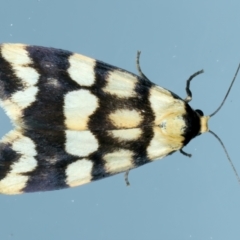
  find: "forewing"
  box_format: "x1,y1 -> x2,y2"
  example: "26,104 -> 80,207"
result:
0,43 -> 183,131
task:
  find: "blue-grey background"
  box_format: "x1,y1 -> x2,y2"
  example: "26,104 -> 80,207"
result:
0,1 -> 240,240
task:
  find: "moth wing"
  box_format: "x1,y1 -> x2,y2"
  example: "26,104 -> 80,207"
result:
0,43 -> 183,131
0,44 -> 187,194
0,125 -> 180,194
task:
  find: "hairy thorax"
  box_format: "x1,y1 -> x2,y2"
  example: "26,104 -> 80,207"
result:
158,112 -> 186,142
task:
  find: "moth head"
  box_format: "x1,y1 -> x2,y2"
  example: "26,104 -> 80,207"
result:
195,109 -> 209,134
184,64 -> 240,184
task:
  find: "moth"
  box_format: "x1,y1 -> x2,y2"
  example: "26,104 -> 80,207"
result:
0,43 -> 239,194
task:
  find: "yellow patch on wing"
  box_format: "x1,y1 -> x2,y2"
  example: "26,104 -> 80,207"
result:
149,86 -> 185,125
68,53 -> 96,87
65,130 -> 99,157
103,70 -> 137,98
109,109 -> 143,128
65,158 -> 93,187
109,128 -> 142,141
0,99 -> 23,125
64,89 -> 99,130
103,149 -> 134,174
159,113 -> 186,137
147,126 -> 183,160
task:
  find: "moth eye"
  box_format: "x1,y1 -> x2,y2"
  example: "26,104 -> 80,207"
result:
195,109 -> 204,116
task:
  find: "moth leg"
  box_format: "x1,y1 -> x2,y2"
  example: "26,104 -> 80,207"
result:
136,51 -> 151,82
184,70 -> 204,102
180,149 -> 192,158
124,170 -> 130,186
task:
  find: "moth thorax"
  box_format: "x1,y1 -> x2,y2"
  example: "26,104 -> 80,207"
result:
199,116 -> 210,133
159,113 -> 186,138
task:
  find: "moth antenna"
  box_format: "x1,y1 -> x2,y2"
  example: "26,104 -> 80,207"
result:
207,65 -> 240,184
209,64 -> 240,117
184,70 -> 204,103
209,130 -> 240,184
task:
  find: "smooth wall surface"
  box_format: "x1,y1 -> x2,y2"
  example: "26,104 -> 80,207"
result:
0,1 -> 240,240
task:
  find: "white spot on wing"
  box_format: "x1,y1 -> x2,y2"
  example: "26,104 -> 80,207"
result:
1,44 -> 40,86
68,53 -> 96,86
10,156 -> 37,173
46,78 -> 61,88
109,109 -> 143,128
103,70 -> 137,97
0,173 -> 31,195
13,65 -> 39,86
1,44 -> 31,65
0,131 -> 38,194
0,44 -> 40,125
65,130 -> 99,157
11,86 -> 38,109
104,149 -> 134,174
65,159 -> 93,187
11,133 -> 37,156
64,89 -> 98,130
